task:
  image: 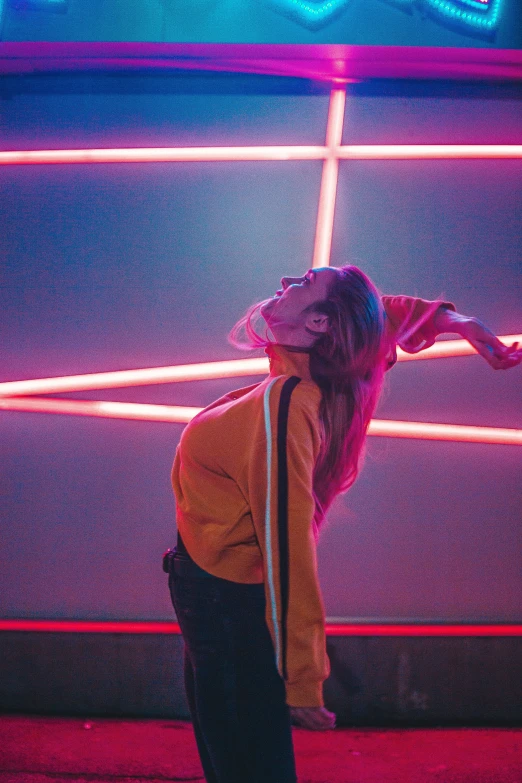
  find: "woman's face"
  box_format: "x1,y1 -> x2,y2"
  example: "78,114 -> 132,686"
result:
260,266 -> 338,346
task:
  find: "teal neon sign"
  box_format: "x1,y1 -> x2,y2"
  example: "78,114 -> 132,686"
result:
259,0 -> 502,34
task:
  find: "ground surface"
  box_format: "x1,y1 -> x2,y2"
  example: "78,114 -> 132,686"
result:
0,715 -> 520,783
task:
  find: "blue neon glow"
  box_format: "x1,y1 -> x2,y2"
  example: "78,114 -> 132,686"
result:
424,0 -> 501,31
259,0 -> 353,30
262,0 -> 502,33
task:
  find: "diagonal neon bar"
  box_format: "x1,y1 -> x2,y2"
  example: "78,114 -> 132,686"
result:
367,419 -> 522,446
1,145 -> 522,166
0,397 -> 200,423
1,397 -> 520,444
0,335 -> 519,398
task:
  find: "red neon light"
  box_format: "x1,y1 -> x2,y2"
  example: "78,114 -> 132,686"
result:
0,619 -> 182,634
1,145 -> 521,167
0,619 -> 520,636
0,336 -> 519,398
325,624 -> 522,637
1,397 -> 520,444
338,144 -> 522,160
312,88 -> 345,269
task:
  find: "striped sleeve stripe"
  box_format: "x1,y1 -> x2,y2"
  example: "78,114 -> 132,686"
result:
263,374 -> 302,679
263,377 -> 283,674
276,376 -> 302,680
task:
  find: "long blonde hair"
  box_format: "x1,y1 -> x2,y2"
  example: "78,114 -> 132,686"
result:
228,265 -> 387,530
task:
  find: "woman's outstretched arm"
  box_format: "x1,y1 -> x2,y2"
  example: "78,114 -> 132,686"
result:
433,306 -> 522,371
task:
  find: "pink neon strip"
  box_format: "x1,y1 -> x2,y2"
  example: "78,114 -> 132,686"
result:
1,397 -> 520,444
312,89 -> 346,269
338,145 -> 522,160
1,145 -> 521,167
0,619 -> 182,634
368,420 -> 522,446
397,334 -> 522,361
0,619 -> 520,636
0,397 -> 199,423
0,336 -> 519,398
0,358 -> 269,397
0,146 -> 327,165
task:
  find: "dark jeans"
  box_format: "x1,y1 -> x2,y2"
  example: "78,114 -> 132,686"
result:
167,535 -> 297,783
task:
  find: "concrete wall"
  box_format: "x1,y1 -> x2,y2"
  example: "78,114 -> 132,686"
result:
1,632 -> 521,724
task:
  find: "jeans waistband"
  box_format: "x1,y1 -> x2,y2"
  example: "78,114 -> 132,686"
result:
172,531 -> 214,579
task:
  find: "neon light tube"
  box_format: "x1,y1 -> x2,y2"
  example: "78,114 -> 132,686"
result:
312,88 -> 345,269
0,146 -> 327,165
0,619 -> 520,636
1,397 -> 520,444
0,335 -> 519,398
398,334 -> 522,361
368,419 -> 522,445
338,145 -> 522,160
325,623 -> 522,637
0,397 -> 200,423
1,146 -> 521,167
0,358 -> 269,397
0,619 -> 182,634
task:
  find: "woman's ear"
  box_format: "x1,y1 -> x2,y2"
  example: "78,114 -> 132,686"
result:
305,312 -> 329,334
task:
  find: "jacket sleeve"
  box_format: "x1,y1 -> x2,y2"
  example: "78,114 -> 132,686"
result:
382,295 -> 456,368
248,376 -> 329,708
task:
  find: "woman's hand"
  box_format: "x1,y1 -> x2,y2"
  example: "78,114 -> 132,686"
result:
434,308 -> 522,370
458,318 -> 522,370
289,706 -> 336,731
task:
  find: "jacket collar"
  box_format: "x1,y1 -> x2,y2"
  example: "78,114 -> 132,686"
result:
265,343 -> 313,382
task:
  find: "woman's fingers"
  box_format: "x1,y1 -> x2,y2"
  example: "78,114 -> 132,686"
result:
470,338 -> 522,369
289,706 -> 336,730
462,319 -> 522,369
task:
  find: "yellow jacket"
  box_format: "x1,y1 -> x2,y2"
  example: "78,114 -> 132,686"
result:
171,295 -> 455,707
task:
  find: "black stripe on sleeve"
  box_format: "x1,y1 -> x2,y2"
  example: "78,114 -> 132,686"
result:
276,375 -> 302,682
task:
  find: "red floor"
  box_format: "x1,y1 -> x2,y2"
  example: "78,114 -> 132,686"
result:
0,715 -> 521,783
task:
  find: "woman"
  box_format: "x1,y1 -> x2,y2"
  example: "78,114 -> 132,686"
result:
166,265 -> 520,783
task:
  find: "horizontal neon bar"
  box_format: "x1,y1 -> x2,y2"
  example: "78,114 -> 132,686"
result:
338,145 -> 522,159
0,146 -> 327,165
1,619 -> 520,636
1,397 -> 520,444
1,335 -> 520,398
1,146 -> 522,166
